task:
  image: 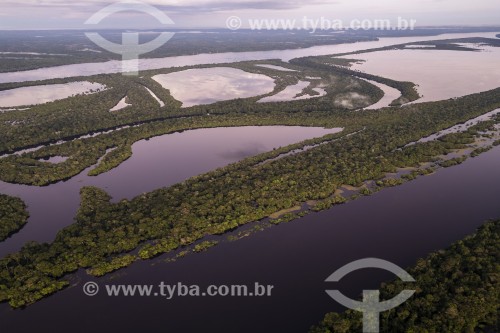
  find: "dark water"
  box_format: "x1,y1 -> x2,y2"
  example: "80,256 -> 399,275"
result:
0,126 -> 341,257
1,140 -> 499,333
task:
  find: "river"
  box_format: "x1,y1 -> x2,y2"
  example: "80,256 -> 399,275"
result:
1,135 -> 499,333
0,126 -> 342,256
1,31 -> 499,333
0,32 -> 497,83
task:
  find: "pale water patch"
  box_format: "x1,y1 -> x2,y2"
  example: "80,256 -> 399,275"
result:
360,79 -> 401,109
110,97 -> 131,112
0,52 -> 68,56
144,87 -> 165,107
0,126 -> 342,255
259,81 -> 326,103
404,45 -> 436,49
39,156 -> 69,164
452,43 -> 486,49
79,48 -> 102,53
0,81 -> 106,108
1,32 -> 497,84
152,67 -> 275,107
343,45 -> 500,103
255,64 -> 297,72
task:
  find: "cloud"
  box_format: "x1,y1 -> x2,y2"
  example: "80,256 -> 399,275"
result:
157,0 -> 335,13
1,0 -> 499,29
1,0 -> 334,13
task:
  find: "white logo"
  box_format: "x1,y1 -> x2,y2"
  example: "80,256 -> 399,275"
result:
325,258 -> 415,333
85,0 -> 175,76
226,16 -> 243,31
83,281 -> 100,296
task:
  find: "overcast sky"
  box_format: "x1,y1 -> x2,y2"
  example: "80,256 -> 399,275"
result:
0,0 -> 499,30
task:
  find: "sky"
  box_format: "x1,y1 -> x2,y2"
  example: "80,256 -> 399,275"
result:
0,0 -> 499,30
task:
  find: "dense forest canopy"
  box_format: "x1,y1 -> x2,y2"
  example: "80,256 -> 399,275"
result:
0,36 -> 499,310
0,194 -> 29,242
310,220 -> 500,333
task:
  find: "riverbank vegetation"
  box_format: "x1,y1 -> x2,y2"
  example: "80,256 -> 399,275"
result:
3,28 -> 496,72
1,39 -> 500,308
310,219 -> 500,333
0,59 -> 378,157
325,36 -> 500,59
290,56 -> 420,105
1,86 -> 500,307
0,195 -> 29,242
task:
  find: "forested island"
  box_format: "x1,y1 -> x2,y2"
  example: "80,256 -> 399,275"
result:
310,220 -> 500,332
0,35 -> 499,309
1,27 -> 497,72
0,195 -> 29,242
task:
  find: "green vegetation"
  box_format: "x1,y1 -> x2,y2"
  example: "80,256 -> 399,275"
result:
325,37 -> 500,59
470,146 -> 493,158
0,59 -> 383,186
87,255 -> 136,277
376,178 -> 404,188
400,168 -> 436,181
320,58 -> 365,67
310,219 -> 500,333
311,196 -> 347,212
192,241 -> 219,253
0,194 -> 29,242
269,210 -> 310,225
1,37 -> 500,309
291,56 -> 420,105
0,30 -> 379,73
1,84 -> 500,307
439,156 -> 468,168
3,29 -> 494,72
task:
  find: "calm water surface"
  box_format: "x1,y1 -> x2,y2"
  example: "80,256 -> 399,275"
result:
360,79 -> 401,109
1,137 -> 499,333
345,45 -> 500,103
0,81 -> 105,108
0,126 -> 342,256
0,32 -> 497,83
152,67 -> 276,107
1,31 -> 500,333
258,81 -> 326,103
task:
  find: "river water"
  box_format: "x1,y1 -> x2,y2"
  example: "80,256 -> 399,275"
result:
1,31 -> 500,333
0,81 -> 105,108
0,126 -> 342,257
2,137 -> 499,333
0,32 -> 497,84
345,43 -> 500,103
152,67 -> 276,107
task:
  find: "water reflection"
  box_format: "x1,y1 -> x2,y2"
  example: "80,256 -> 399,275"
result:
152,67 -> 275,107
255,64 -> 297,72
258,81 -> 326,103
2,144 -> 499,333
0,82 -> 105,108
0,32 -> 497,84
109,96 -> 131,112
345,45 -> 500,103
0,126 -> 342,256
360,79 -> 401,109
